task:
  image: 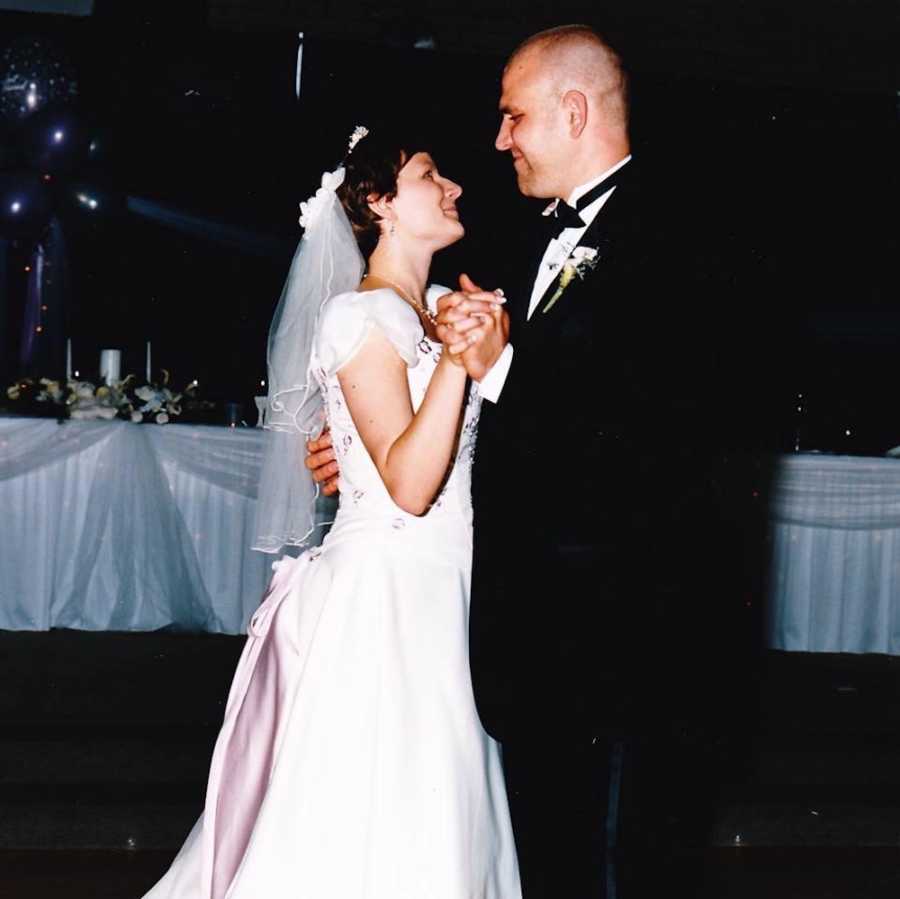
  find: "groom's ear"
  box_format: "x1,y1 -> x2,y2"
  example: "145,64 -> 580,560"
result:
562,90 -> 588,139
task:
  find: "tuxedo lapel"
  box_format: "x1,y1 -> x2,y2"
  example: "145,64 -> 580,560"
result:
523,163 -> 634,329
529,212 -> 616,329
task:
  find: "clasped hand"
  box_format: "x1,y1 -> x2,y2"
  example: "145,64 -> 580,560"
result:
306,274 -> 509,496
435,273 -> 509,382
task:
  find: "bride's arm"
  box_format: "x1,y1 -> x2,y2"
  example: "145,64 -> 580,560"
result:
338,329 -> 467,515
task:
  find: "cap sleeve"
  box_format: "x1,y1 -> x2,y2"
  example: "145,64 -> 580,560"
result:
316,288 -> 423,376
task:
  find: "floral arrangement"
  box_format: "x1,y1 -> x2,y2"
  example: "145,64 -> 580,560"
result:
541,245 -> 600,314
5,370 -> 205,424
130,373 -> 183,424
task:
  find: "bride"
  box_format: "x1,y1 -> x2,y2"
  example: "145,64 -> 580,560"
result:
143,127 -> 522,899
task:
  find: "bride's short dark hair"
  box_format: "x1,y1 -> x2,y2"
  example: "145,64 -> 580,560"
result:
337,129 -> 425,258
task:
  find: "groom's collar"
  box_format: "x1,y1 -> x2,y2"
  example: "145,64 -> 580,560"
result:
567,154 -> 633,207
542,154 -> 633,220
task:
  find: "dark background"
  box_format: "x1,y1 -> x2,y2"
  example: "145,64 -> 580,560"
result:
0,0 -> 897,453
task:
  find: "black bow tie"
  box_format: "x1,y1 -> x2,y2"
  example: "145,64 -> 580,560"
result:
544,164 -> 627,240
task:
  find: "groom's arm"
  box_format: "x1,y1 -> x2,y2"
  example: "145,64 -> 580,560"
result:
473,344 -> 513,403
306,430 -> 339,496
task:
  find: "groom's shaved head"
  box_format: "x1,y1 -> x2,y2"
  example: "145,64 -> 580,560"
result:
496,24 -> 631,198
507,25 -> 629,130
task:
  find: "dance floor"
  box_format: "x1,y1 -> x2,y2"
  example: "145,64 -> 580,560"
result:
4,847 -> 900,898
2,630 -> 900,898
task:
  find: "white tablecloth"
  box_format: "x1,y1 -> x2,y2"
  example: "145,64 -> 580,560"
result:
0,417 -> 312,634
769,453 -> 900,655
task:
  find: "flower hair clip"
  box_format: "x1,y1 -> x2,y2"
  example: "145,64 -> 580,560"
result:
347,125 -> 369,154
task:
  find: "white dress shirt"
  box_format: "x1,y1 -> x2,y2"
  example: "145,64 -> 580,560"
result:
477,155 -> 632,402
527,155 -> 631,320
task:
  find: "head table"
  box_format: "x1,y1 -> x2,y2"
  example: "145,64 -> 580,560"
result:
0,415 -> 332,635
4,418 -> 898,647
769,452 -> 900,656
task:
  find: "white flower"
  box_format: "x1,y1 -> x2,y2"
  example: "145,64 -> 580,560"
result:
298,167 -> 346,231
130,410 -> 143,423
73,381 -> 96,400
570,246 -> 598,266
136,384 -> 164,413
37,378 -> 66,404
347,125 -> 369,152
541,245 -> 600,314
155,412 -> 169,425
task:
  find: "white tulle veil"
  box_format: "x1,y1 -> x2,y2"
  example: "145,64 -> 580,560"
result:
252,161 -> 366,553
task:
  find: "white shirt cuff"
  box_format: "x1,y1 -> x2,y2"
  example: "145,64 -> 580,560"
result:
475,343 -> 513,404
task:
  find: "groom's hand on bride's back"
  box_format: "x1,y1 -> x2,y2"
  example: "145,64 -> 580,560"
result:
305,429 -> 340,496
436,274 -> 509,382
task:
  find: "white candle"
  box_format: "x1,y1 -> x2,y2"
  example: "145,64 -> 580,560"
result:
65,339 -> 72,381
145,341 -> 152,383
100,349 -> 121,384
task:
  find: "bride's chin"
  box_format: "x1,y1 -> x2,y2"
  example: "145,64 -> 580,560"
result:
435,223 -> 465,251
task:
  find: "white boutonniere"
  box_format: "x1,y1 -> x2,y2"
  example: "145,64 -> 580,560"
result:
541,246 -> 599,314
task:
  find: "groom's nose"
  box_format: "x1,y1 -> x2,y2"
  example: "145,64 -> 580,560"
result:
495,118 -> 513,151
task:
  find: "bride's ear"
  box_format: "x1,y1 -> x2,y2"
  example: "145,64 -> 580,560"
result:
367,193 -> 394,229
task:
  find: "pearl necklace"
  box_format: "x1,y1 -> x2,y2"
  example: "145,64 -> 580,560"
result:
370,275 -> 438,326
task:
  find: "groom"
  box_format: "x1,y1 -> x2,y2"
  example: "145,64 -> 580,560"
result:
436,27 -> 645,898
436,24 -> 759,899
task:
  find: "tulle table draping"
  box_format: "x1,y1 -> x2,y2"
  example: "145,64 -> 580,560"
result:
0,416 -> 294,633
769,453 -> 900,655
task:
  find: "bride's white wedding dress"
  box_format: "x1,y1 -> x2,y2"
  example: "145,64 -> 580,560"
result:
144,286 -> 521,899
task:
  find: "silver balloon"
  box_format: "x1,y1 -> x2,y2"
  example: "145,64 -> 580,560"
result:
0,36 -> 78,122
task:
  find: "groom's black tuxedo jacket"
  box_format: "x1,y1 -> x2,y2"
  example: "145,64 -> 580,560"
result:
469,159 -> 772,746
